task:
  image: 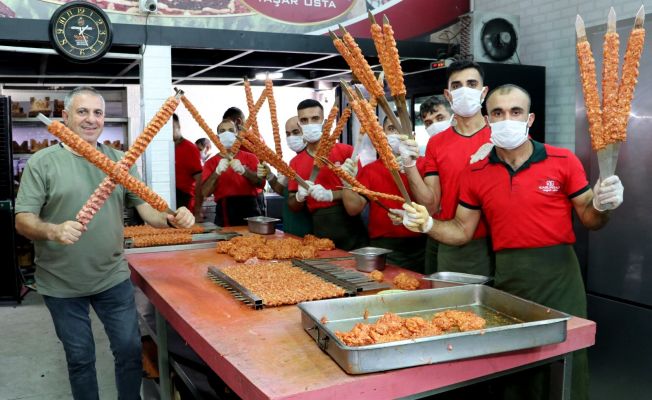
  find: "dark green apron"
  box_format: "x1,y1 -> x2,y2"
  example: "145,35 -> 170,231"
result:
214,195 -> 261,227
424,236 -> 439,275
494,244 -> 589,400
437,237 -> 494,277
369,236 -> 426,274
281,187 -> 313,237
312,204 -> 368,251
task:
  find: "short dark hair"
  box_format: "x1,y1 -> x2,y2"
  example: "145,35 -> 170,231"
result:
382,111 -> 399,126
222,107 -> 244,121
446,60 -> 485,84
419,96 -> 451,119
486,84 -> 532,112
195,138 -> 209,147
297,99 -> 323,112
172,113 -> 179,123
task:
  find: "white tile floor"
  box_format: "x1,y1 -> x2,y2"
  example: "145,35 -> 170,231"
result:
0,291 -> 120,400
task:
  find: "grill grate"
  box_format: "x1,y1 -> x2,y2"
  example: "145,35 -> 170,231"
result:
207,258 -> 390,310
293,258 -> 391,293
207,266 -> 264,310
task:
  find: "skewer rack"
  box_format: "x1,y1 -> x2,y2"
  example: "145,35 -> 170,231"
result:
207,257 -> 390,310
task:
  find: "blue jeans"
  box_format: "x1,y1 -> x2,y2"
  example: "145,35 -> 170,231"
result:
43,279 -> 142,400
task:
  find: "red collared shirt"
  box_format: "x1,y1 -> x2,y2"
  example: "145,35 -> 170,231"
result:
458,141 -> 590,251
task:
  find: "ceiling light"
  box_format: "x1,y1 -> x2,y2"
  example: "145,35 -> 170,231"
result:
255,72 -> 283,80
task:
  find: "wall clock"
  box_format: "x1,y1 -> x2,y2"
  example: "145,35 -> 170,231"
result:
49,1 -> 113,63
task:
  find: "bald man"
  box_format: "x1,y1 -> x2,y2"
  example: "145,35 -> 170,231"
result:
402,84 -> 624,400
257,116 -> 313,236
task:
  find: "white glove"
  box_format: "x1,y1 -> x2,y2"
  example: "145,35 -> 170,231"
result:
309,184 -> 334,202
399,137 -> 419,169
470,143 -> 494,164
388,209 -> 405,226
230,159 -> 245,175
296,180 -> 314,203
215,158 -> 229,175
592,175 -> 624,212
402,202 -> 433,233
340,158 -> 358,187
257,163 -> 271,179
277,173 -> 288,187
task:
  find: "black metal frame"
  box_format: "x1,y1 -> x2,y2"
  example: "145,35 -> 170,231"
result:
0,95 -> 23,303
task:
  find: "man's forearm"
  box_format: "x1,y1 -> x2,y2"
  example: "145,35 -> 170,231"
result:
269,177 -> 285,196
428,218 -> 473,246
243,168 -> 263,188
342,189 -> 366,216
193,175 -> 203,216
581,203 -> 610,230
136,203 -> 169,228
405,167 -> 436,213
15,212 -> 56,241
288,192 -> 305,212
201,174 -> 217,198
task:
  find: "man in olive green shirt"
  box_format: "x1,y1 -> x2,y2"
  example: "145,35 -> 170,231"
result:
15,86 -> 194,400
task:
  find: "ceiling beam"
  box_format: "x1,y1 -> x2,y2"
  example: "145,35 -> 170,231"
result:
172,50 -> 254,85
227,53 -> 338,86
107,59 -> 141,84
283,63 -> 382,87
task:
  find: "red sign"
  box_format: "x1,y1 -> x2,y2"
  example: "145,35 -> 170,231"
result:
242,0 -> 354,24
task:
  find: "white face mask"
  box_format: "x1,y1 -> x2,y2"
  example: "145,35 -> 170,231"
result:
301,123 -> 323,143
426,116 -> 453,137
450,87 -> 484,117
490,117 -> 530,150
286,135 -> 306,153
386,134 -> 401,155
218,130 -> 237,149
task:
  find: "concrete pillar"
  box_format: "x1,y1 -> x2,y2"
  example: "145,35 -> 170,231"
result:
140,45 -> 175,209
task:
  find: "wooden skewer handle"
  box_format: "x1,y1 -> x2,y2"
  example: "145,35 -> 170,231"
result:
390,169 -> 412,205
294,175 -> 311,190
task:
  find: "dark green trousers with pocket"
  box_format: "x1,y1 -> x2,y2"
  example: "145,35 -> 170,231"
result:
312,204 -> 368,251
493,244 -> 589,400
369,236 -> 426,274
437,236 -> 495,278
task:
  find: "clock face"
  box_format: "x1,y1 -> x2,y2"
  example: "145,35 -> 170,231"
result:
49,2 -> 113,63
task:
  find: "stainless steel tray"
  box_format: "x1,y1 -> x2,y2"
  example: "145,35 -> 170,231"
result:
297,285 -> 569,374
423,271 -> 492,288
124,231 -> 240,253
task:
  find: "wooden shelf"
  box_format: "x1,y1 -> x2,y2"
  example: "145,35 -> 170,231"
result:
12,117 -> 128,123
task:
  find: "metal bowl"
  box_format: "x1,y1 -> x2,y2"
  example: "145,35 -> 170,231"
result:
422,271 -> 492,289
244,216 -> 280,235
349,247 -> 392,272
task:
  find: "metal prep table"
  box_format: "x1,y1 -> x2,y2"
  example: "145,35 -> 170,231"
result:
127,228 -> 596,400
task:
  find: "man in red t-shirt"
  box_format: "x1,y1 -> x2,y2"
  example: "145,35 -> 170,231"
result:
201,120 -> 264,227
223,106 -> 266,216
402,84 -> 624,400
400,60 -> 493,276
173,114 -> 203,219
342,116 -> 426,272
287,99 -> 367,250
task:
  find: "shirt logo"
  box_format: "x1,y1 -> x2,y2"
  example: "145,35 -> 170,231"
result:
538,179 -> 561,193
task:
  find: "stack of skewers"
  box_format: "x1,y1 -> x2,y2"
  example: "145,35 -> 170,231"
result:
576,6 -> 646,180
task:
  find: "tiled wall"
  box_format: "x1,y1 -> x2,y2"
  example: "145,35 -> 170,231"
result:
474,0 -> 650,150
